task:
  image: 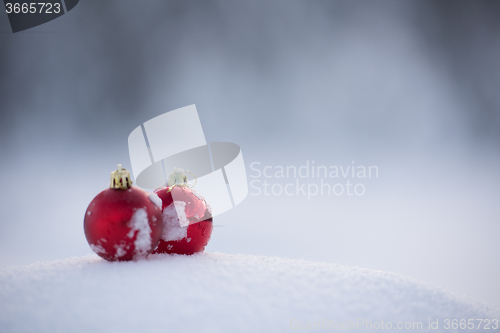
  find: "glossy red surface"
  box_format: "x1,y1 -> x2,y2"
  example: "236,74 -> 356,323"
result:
153,186 -> 213,255
84,187 -> 163,261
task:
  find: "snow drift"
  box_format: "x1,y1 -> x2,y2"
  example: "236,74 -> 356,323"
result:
0,253 -> 497,332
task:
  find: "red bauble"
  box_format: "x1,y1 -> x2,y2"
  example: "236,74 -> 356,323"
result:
84,165 -> 163,261
153,185 -> 213,255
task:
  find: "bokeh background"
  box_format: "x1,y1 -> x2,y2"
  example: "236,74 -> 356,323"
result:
1,0 -> 499,306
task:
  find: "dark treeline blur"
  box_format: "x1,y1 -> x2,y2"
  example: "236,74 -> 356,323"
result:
0,0 -> 499,153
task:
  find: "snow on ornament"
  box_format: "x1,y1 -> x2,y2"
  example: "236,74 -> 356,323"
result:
153,168 -> 213,255
84,164 -> 163,261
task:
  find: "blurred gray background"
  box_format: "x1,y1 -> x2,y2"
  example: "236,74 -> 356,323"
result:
1,0 -> 499,306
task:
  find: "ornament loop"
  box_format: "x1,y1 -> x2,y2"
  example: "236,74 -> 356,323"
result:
166,168 -> 197,192
110,164 -> 133,190
185,170 -> 197,189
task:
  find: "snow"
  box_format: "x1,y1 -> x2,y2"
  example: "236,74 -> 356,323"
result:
148,193 -> 162,209
173,201 -> 190,227
127,208 -> 152,259
114,243 -> 127,258
0,253 -> 497,333
89,244 -> 105,255
161,203 -> 188,241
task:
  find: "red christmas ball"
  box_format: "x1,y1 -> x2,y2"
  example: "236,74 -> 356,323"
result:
84,165 -> 163,261
153,169 -> 213,255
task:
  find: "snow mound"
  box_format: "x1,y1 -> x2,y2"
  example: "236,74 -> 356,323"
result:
0,253 -> 497,333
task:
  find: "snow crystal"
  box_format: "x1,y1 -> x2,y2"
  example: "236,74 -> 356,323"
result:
127,208 -> 152,259
89,243 -> 105,254
148,193 -> 162,209
114,243 -> 127,258
173,201 -> 189,227
161,202 -> 188,241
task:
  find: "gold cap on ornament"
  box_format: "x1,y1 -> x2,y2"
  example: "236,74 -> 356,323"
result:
110,164 -> 133,190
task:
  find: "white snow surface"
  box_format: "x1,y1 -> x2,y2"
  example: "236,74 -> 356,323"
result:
127,208 -> 152,259
173,201 -> 190,227
89,244 -> 105,255
0,253 -> 497,333
114,243 -> 127,258
161,202 -> 188,242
